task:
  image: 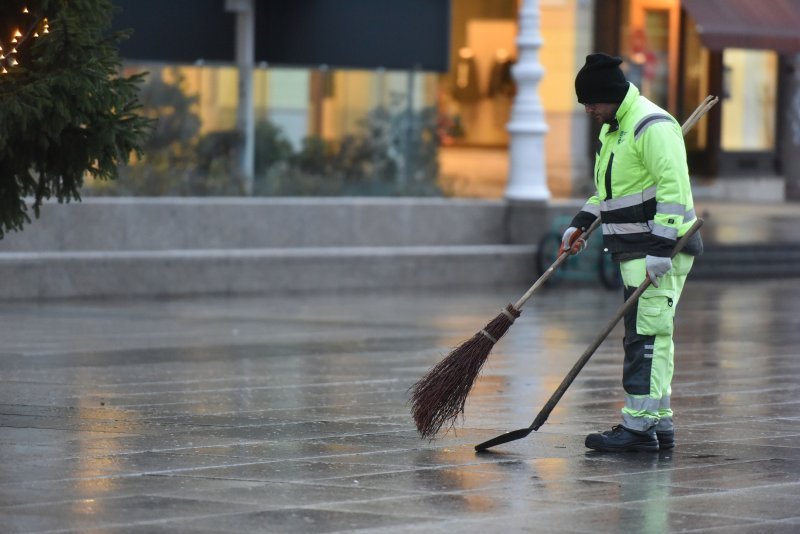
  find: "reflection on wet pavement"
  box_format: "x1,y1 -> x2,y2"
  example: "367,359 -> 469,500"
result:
0,279 -> 799,532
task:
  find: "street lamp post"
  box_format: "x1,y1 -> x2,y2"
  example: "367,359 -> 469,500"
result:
226,0 -> 255,195
505,0 -> 550,201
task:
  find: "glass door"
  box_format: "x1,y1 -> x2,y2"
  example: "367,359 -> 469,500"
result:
623,0 -> 680,112
720,49 -> 778,152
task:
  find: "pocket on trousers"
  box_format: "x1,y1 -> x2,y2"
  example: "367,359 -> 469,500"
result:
636,289 -> 675,336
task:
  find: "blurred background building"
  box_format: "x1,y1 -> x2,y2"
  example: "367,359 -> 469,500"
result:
2,0 -> 799,300
103,0 -> 800,202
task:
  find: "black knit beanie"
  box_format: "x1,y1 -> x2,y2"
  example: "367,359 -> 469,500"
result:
575,53 -> 629,104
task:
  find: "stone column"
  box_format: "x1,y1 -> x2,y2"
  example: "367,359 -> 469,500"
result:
785,53 -> 800,201
227,0 -> 255,194
505,0 -> 550,201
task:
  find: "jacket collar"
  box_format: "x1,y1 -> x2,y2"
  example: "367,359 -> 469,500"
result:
615,82 -> 638,124
605,83 -> 637,133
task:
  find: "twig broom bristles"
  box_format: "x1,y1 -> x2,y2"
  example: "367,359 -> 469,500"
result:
409,95 -> 719,440
409,304 -> 522,439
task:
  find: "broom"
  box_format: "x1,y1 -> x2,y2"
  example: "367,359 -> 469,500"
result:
409,95 -> 719,440
409,220 -> 598,440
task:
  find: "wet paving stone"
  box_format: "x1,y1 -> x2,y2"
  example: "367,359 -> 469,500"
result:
168,507 -> 437,533
1,279 -> 799,531
1,495 -> 261,533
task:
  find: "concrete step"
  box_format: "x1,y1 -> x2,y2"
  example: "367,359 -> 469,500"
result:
0,245 -> 538,299
691,244 -> 800,279
2,198 -> 797,299
2,241 -> 796,299
0,198 -> 510,251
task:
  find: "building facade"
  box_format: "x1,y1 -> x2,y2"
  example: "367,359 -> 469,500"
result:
594,0 -> 800,201
114,0 -> 800,201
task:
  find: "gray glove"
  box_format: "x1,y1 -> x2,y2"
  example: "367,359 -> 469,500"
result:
560,226 -> 585,255
645,255 -> 672,288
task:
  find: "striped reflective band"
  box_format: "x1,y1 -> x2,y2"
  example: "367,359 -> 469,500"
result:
656,202 -> 686,216
602,221 -> 653,235
656,202 -> 698,225
652,223 -> 678,240
659,396 -> 671,410
622,412 -> 657,431
601,185 -> 657,211
603,221 -> 686,239
625,395 -> 661,413
581,201 -> 601,217
644,343 -> 654,359
634,113 -> 674,140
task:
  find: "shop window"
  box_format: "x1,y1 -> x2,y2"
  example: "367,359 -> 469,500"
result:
110,62 -> 440,196
721,49 -> 778,151
441,0 -> 518,147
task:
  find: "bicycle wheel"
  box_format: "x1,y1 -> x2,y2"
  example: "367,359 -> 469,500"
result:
536,233 -> 566,286
598,250 -> 623,289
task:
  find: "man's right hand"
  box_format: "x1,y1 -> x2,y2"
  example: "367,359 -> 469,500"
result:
559,226 -> 586,256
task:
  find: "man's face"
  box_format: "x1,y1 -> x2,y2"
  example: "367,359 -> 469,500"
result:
584,102 -> 618,124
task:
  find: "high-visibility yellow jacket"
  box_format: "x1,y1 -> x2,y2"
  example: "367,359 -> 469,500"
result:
570,83 -> 700,259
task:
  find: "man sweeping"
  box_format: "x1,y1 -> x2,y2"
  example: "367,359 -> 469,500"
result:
562,53 -> 703,452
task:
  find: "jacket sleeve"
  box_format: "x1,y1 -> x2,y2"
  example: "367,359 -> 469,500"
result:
639,121 -> 691,257
569,195 -> 600,231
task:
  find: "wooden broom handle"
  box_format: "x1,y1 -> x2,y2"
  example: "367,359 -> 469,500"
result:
513,217 -> 601,310
682,95 -> 718,135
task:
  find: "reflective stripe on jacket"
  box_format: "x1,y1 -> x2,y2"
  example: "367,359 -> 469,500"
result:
571,83 -> 696,258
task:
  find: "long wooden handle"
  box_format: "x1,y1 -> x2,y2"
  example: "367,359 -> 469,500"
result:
512,95 -> 717,313
514,217 -> 601,310
681,95 -> 718,136
529,218 -> 704,431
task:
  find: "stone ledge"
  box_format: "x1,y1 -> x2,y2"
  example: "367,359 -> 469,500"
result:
0,197 -> 510,251
0,245 -> 537,299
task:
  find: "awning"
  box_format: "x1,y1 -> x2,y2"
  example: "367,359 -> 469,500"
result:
682,0 -> 800,54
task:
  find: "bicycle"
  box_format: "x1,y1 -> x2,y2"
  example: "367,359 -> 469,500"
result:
536,215 -> 622,289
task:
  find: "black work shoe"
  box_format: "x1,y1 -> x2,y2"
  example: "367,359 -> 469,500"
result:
585,425 -> 659,452
656,429 -> 674,450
